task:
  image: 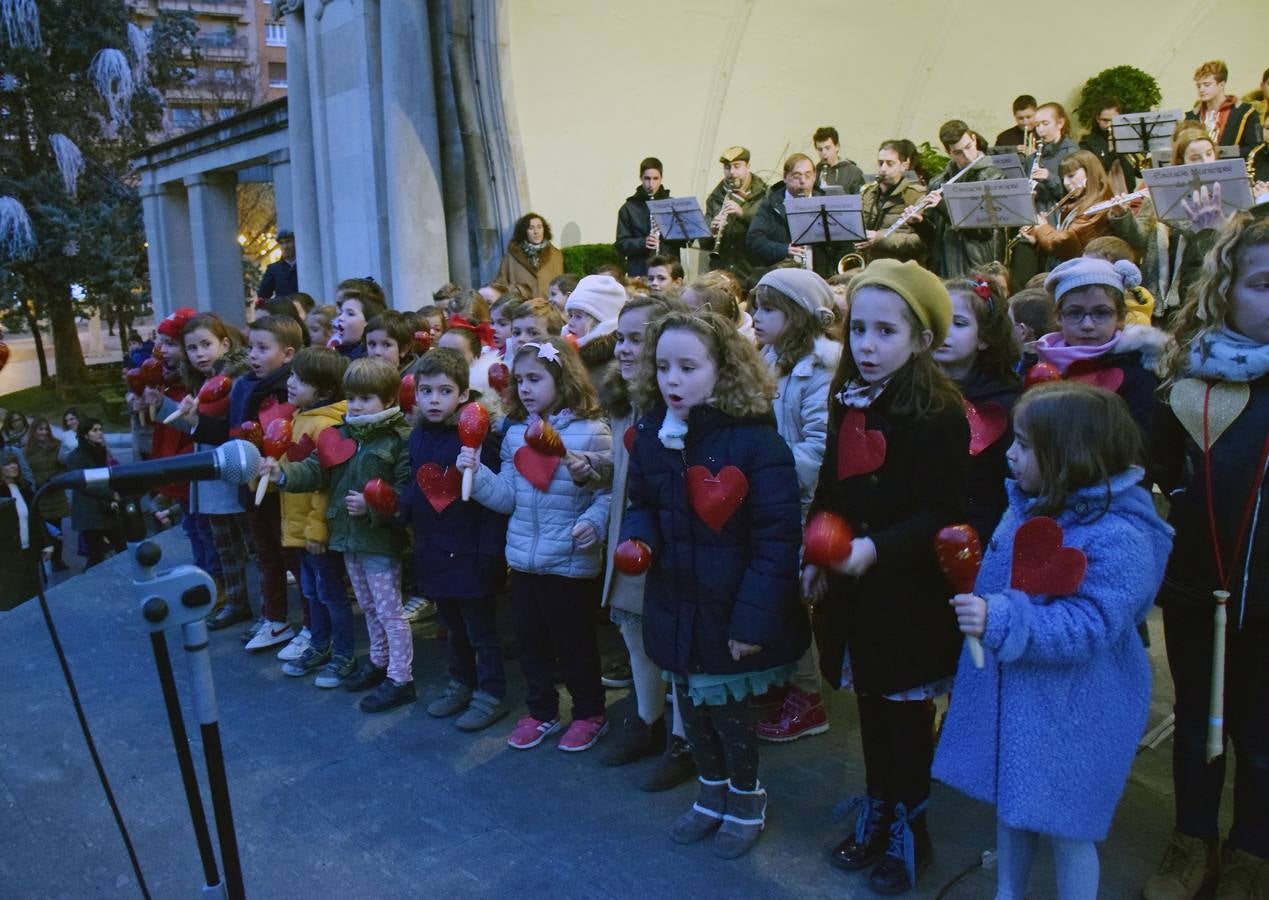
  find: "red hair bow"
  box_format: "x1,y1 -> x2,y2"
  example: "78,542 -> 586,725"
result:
970,277 -> 993,301
447,315 -> 496,348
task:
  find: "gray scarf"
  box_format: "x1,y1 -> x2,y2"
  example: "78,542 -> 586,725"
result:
1187,326 -> 1269,382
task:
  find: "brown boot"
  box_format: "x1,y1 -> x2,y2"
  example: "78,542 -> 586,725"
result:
1143,830 -> 1219,900
1213,846 -> 1269,900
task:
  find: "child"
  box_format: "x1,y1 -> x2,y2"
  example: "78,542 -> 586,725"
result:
748,268 -> 840,745
1145,212 -> 1269,899
682,272 -> 755,341
935,276 -> 1022,540
597,294 -> 696,788
365,310 -> 417,374
401,349 -> 510,730
261,358 -> 415,713
306,303 -> 338,348
333,277 -> 387,361
803,259 -> 969,894
489,294 -> 516,352
1006,286 -> 1057,373
506,298 -> 564,362
620,310 -> 807,858
437,318 -> 500,407
417,306 -> 446,344
562,274 -> 625,346
546,272 -> 579,310
1031,257 -> 1169,446
277,347 -> 352,687
1084,235 -> 1156,325
933,382 -> 1173,900
645,255 -> 684,293
457,337 -> 612,751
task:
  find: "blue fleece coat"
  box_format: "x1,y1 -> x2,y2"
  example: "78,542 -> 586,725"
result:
932,468 -> 1173,841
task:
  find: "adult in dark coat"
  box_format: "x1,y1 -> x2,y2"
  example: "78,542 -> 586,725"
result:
256,230 -> 298,301
701,146 -> 769,280
0,449 -> 50,611
614,157 -> 683,277
921,121 -> 1006,278
1079,104 -> 1140,191
746,153 -> 845,280
64,418 -> 126,570
813,126 -> 865,194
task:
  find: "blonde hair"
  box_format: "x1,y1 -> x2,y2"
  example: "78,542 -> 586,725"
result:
504,336 -> 602,421
631,311 -> 775,419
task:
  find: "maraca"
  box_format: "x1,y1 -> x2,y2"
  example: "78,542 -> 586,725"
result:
256,418 -> 293,505
613,539 -> 653,576
525,416 -> 565,457
236,420 -> 264,450
363,477 -> 398,516
398,373 -> 416,415
458,402 -> 490,501
0,341 -> 8,373
487,361 -> 510,393
1023,362 -> 1062,390
413,330 -> 433,354
165,373 -> 231,423
802,511 -> 854,569
934,524 -> 985,668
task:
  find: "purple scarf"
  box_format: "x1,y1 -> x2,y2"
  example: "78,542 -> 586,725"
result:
1033,331 -> 1122,375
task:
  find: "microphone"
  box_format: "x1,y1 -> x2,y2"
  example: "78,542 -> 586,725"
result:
45,439 -> 262,495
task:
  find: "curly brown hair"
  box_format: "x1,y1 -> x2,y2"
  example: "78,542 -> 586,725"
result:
504,336 -> 602,422
631,311 -> 775,419
604,293 -> 689,417
943,277 -> 1021,382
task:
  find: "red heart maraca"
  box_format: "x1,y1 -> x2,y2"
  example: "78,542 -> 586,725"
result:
398,374 -> 416,415
139,357 -> 163,387
613,539 -> 653,576
414,331 -> 433,355
125,367 -> 146,394
803,511 -> 854,568
198,374 -> 232,403
363,478 -> 398,516
487,361 -> 510,394
1023,362 -> 1062,390
262,418 -> 292,459
935,524 -> 983,593
525,417 -> 565,457
235,420 -> 264,449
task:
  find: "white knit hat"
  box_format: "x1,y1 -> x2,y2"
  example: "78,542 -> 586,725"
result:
564,274 -> 626,325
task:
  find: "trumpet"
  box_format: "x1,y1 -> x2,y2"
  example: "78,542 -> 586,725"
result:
1077,189 -> 1150,218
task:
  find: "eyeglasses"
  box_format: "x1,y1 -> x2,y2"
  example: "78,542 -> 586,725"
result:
1059,306 -> 1117,325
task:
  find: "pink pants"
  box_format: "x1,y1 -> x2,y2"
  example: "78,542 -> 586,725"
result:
344,553 -> 411,684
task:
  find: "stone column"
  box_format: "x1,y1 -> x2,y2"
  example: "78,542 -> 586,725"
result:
183,172 -> 245,326
270,148 -> 293,234
283,5 -> 326,301
139,175 -> 197,318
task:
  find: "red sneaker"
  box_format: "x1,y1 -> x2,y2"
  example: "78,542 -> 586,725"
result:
755,687 -> 829,743
506,715 -> 561,750
558,715 -> 609,752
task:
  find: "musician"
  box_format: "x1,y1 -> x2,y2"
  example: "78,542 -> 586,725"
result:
1028,103 -> 1079,208
702,146 -> 769,278
994,94 -> 1038,153
812,127 -> 865,193
921,120 -> 1005,277
855,140 -> 929,264
614,156 -> 682,277
746,153 -> 844,279
1079,101 -> 1139,191
1019,150 -> 1113,264
1184,60 -> 1263,158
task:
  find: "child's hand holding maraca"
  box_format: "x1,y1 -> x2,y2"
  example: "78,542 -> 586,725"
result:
837,537 -> 877,577
257,457 -> 282,483
344,490 -> 367,517
951,593 -> 987,638
455,445 -> 480,473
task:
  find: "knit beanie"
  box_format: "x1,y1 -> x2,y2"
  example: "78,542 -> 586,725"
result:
157,307 -> 197,339
850,259 -> 953,348
756,268 -> 836,327
564,275 -> 626,325
1044,257 -> 1142,305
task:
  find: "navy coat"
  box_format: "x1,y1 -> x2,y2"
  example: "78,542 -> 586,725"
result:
620,405 -> 809,676
960,367 -> 1022,543
398,414 -> 507,601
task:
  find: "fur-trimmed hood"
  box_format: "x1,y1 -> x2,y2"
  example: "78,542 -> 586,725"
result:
1115,323 -> 1172,376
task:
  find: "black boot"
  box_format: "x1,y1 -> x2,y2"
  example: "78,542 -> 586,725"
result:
600,714 -> 665,767
867,803 -> 931,895
831,795 -> 893,871
207,603 -> 252,631
641,733 -> 697,792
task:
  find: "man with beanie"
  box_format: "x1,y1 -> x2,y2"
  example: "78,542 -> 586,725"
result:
702,146 -> 769,279
615,158 -> 683,277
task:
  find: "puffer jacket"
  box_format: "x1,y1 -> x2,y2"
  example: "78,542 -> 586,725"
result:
278,407 -> 412,557
280,400 -> 347,549
470,408 -> 611,578
24,438 -> 70,521
620,404 -> 808,676
766,337 -> 840,519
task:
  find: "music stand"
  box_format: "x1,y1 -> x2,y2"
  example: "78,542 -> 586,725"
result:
1111,110 -> 1184,154
987,153 -> 1027,180
1142,159 -> 1255,222
648,198 -> 711,241
786,194 -> 866,246
943,178 -> 1038,230
1217,145 -> 1243,160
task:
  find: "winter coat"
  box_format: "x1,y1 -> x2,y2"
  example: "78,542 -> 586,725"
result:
1030,194 -> 1112,263
933,469 -> 1173,841
65,443 -> 121,533
494,242 -> 564,299
0,480 -> 47,612
702,174 -> 770,278
811,389 -> 970,694
602,407 -> 646,615
960,368 -> 1022,543
23,438 -> 70,521
620,404 -> 809,676
816,159 -> 865,194
745,182 -> 846,279
278,408 -> 412,558
924,158 -> 1006,278
0,441 -> 35,487
279,400 -> 346,549
1027,137 -> 1078,208
1108,201 -> 1211,322
257,258 -> 298,301
1079,128 -> 1140,190
398,407 -> 508,600
860,178 -> 929,264
766,337 -> 840,519
615,185 -> 683,277
1185,98 -> 1264,158
147,381 -> 195,505
1152,374 -> 1269,625
470,409 -> 612,578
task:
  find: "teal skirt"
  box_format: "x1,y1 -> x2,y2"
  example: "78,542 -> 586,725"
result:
665,664 -> 797,707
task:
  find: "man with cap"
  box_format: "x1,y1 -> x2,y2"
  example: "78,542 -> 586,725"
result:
257,230 -> 298,302
813,127 -> 865,194
615,158 -> 683,277
702,146 -> 769,279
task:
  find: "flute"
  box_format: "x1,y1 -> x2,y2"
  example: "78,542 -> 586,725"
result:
877,154 -> 987,240
1077,189 -> 1150,217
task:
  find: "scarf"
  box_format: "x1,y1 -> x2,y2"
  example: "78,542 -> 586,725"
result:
520,239 -> 547,270
5,483 -> 29,549
1033,331 -> 1123,375
835,378 -> 890,409
658,409 -> 688,449
1187,326 -> 1269,382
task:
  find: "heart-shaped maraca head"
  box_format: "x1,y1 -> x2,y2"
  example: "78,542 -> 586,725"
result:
414,331 -> 433,355
398,374 -> 416,415
803,511 -> 854,568
139,357 -> 164,387
363,477 -> 398,516
262,418 -> 292,459
198,374 -> 233,403
236,420 -> 264,449
613,539 -> 653,576
458,402 -> 490,449
487,361 -> 510,393
934,524 -> 982,593
524,416 -> 565,457
124,367 -> 146,394
1024,362 -> 1062,390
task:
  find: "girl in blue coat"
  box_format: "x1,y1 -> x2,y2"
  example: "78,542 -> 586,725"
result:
620,310 -> 807,860
933,382 -> 1174,900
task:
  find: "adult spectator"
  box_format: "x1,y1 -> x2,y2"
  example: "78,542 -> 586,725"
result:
23,417 -> 70,571
0,446 -> 50,609
3,410 -> 30,449
703,145 -> 770,279
56,408 -> 82,464
256,229 -> 299,302
615,157 -> 682,276
812,127 -> 864,193
494,211 -> 565,298
995,94 -> 1038,152
65,417 -> 126,570
1185,60 -> 1263,157
0,424 -> 35,487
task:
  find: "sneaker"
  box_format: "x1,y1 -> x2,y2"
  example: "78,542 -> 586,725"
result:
314,655 -> 356,689
506,714 -> 562,749
600,714 -> 664,767
755,687 -> 830,743
207,603 -> 253,631
641,734 -> 697,793
601,659 -> 634,689
275,627 -> 312,661
558,715 -> 608,752
240,616 -> 266,644
1214,845 -> 1269,900
1144,830 -> 1219,900
359,678 -> 417,713
342,659 -> 388,693
281,644 -> 331,677
403,596 -> 436,623
243,620 -> 295,651
455,692 -> 510,732
426,681 -> 473,718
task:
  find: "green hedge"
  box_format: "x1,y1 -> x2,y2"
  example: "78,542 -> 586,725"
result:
562,243 -> 623,276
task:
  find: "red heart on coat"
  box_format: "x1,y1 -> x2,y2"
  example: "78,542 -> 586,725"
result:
415,463 -> 461,513
316,427 -> 357,468
1010,516 -> 1088,596
623,425 -> 635,453
686,465 -> 749,533
286,433 -> 316,462
514,445 -> 560,491
836,409 -> 886,479
258,396 -> 296,428
1065,361 -> 1124,393
965,400 -> 1007,457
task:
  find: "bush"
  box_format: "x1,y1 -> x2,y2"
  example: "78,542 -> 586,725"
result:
1075,66 -> 1162,130
562,243 -> 623,276
917,142 -> 950,180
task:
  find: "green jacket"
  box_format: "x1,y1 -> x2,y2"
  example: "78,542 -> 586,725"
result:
278,408 -> 412,557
